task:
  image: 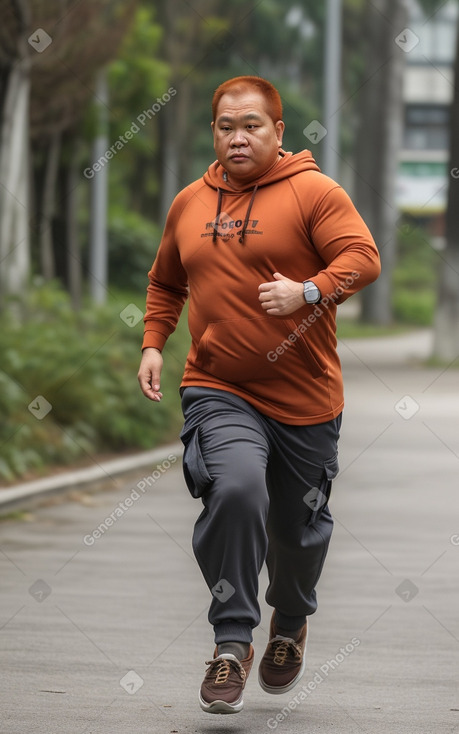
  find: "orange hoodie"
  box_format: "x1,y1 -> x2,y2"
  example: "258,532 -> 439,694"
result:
142,150 -> 381,424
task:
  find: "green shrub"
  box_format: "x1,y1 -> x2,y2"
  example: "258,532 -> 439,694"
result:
392,222 -> 439,325
0,282 -> 189,482
392,289 -> 436,326
108,209 -> 162,291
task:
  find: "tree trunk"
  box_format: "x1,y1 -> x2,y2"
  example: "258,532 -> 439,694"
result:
39,130 -> 61,280
0,0 -> 32,309
88,68 -> 109,304
157,0 -> 197,223
432,21 -> 459,361
355,0 -> 406,324
67,136 -> 82,310
159,102 -> 181,225
0,57 -> 31,308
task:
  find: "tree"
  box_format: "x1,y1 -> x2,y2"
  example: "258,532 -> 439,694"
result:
0,1 -> 32,309
352,0 -> 407,324
412,0 -> 459,360
106,4 -> 170,222
155,0 -> 327,219
0,0 -> 137,308
432,16 -> 459,360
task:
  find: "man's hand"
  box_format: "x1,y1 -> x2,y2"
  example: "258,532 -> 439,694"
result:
138,347 -> 164,402
258,272 -> 304,316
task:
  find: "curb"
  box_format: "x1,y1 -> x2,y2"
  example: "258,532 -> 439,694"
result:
0,441 -> 183,515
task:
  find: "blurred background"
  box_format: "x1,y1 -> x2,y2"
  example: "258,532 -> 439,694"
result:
1,0 -> 458,484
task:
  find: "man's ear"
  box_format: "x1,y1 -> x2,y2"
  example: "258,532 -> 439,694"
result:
211,121 -> 215,133
275,120 -> 285,147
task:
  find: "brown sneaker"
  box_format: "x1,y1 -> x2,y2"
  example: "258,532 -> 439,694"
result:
258,613 -> 308,694
199,645 -> 254,714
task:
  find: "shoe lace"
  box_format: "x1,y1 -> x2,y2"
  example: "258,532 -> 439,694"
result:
271,639 -> 302,666
205,657 -> 246,685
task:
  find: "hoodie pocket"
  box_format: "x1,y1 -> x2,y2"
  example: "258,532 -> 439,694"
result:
181,426 -> 213,499
304,452 -> 339,526
194,316 -> 325,384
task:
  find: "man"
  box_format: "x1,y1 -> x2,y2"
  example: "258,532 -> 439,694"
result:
138,76 -> 380,715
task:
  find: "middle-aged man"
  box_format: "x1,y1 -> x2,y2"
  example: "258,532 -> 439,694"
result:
138,75 -> 381,715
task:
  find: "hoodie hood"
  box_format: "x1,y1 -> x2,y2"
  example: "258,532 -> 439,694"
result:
204,149 -> 321,244
203,149 -> 321,193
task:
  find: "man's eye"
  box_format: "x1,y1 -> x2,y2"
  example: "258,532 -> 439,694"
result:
221,126 -> 231,131
247,124 -> 258,130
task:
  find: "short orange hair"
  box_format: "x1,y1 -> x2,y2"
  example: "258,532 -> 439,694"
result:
212,76 -> 283,124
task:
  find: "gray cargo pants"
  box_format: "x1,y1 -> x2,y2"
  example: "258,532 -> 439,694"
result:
180,386 -> 341,645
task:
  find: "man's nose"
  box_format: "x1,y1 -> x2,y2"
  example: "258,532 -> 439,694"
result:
231,129 -> 248,146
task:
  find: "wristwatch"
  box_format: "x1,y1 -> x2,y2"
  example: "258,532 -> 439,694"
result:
303,280 -> 321,304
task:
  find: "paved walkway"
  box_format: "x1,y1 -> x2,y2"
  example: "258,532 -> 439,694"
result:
1,329 -> 458,733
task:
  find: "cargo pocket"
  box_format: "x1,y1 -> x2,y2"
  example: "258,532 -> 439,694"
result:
181,426 -> 213,499
304,453 -> 339,526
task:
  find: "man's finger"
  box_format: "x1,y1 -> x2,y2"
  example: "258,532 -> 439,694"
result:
138,370 -> 162,401
258,282 -> 273,292
150,373 -> 161,391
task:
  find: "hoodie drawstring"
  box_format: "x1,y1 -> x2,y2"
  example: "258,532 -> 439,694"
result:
212,184 -> 259,244
239,185 -> 258,244
212,188 -> 223,243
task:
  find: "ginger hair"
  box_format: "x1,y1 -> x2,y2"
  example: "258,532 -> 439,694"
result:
212,76 -> 283,123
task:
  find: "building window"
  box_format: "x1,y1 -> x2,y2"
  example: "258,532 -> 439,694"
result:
404,105 -> 450,151
407,0 -> 458,65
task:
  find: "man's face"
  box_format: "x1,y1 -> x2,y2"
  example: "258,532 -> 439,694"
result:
212,90 -> 285,185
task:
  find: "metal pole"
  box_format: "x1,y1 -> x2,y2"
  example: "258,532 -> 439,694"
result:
323,0 -> 342,181
89,68 -> 109,304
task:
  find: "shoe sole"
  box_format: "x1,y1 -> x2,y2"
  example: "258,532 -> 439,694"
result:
258,625 -> 309,695
199,691 -> 243,714
258,654 -> 306,695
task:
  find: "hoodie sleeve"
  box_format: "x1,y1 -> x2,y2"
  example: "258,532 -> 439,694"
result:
304,179 -> 381,303
142,192 -> 190,351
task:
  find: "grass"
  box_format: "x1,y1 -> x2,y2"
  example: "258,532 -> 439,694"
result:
336,319 -> 413,339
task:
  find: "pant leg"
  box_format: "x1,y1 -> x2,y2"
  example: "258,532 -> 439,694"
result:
264,414 -> 342,620
180,387 -> 270,644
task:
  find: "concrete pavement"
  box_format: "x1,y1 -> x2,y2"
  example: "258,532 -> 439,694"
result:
1,328 -> 459,733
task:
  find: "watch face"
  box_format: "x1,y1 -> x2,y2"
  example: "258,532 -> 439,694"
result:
304,284 -> 320,304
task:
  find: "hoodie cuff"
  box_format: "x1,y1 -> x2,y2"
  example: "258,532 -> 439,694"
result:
311,272 -> 356,305
141,329 -> 168,352
309,273 -> 336,301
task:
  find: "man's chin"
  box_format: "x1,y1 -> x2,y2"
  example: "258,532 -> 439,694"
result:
225,162 -> 257,183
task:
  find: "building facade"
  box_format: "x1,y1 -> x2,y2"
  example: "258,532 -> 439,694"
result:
397,0 -> 458,238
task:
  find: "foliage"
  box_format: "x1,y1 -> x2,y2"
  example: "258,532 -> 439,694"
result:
0,0 -> 138,140
108,208 -> 162,291
392,223 -> 439,325
392,289 -> 436,326
104,4 -> 170,217
336,320 -> 410,339
0,283 -> 189,483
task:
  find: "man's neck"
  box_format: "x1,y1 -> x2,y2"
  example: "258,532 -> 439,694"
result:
223,153 -> 283,189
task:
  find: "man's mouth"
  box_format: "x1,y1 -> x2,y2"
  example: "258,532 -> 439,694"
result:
230,153 -> 249,162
